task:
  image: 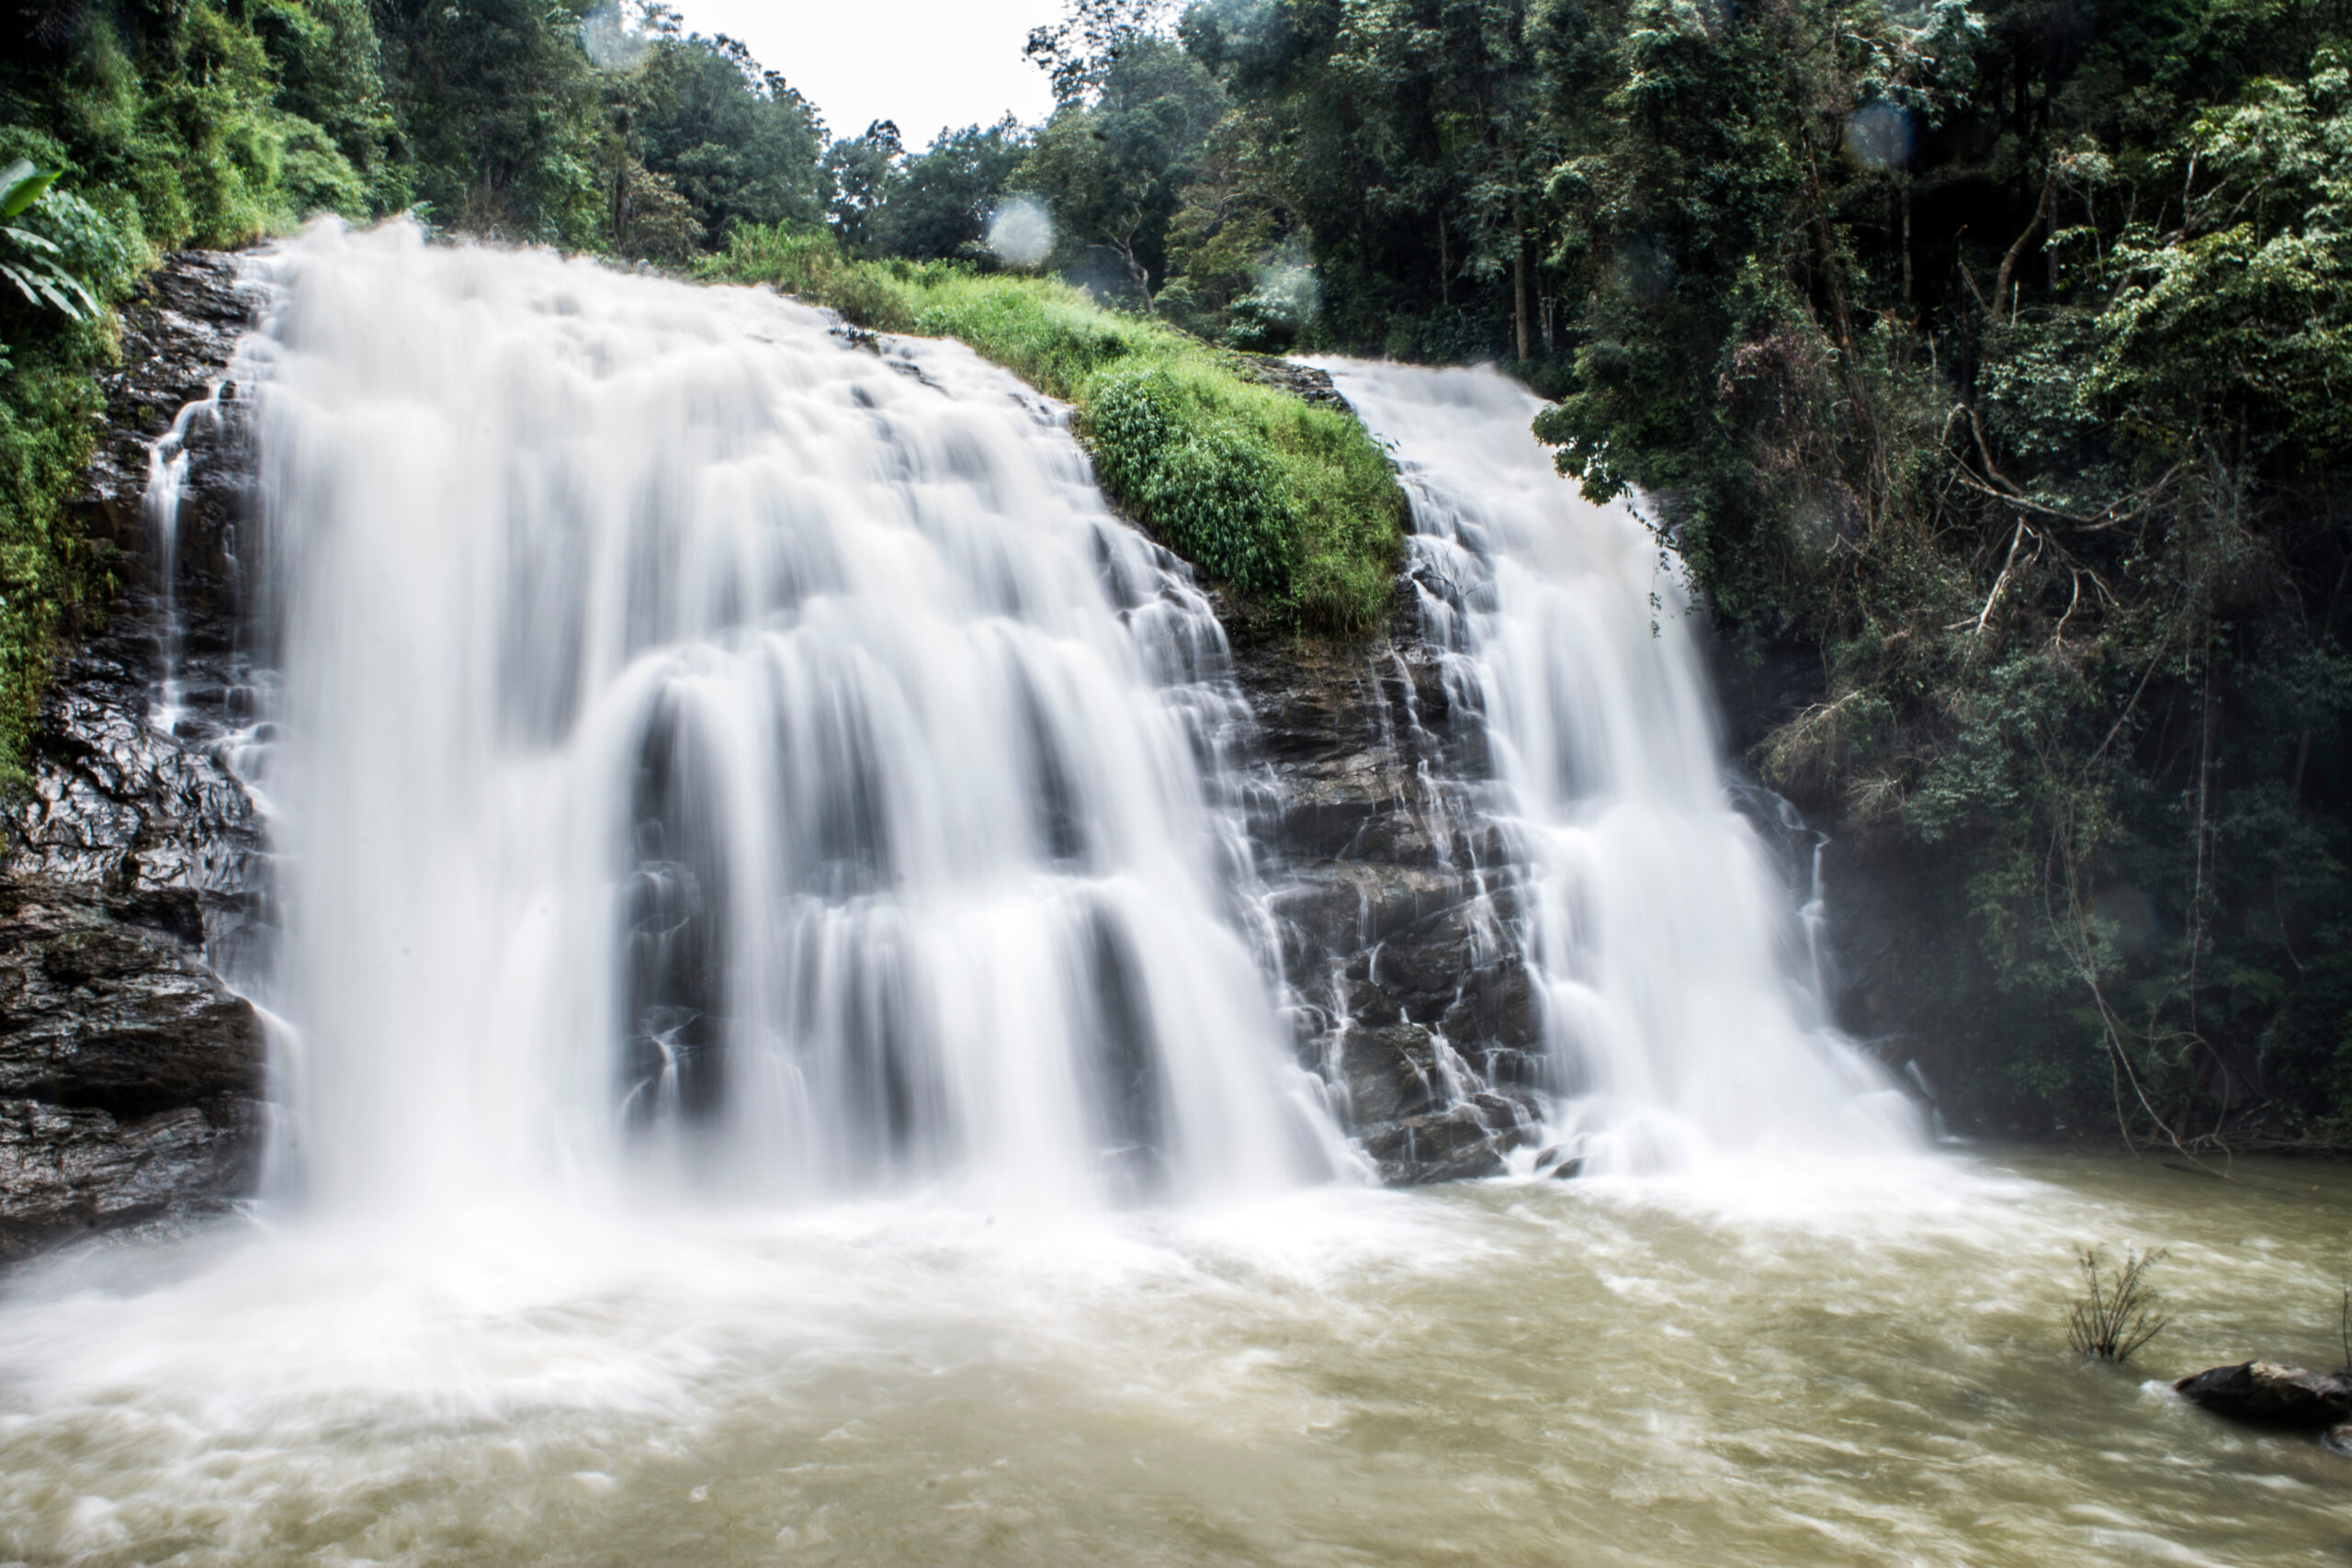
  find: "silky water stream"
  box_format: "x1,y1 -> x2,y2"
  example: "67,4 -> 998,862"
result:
0,227 -> 2343,1566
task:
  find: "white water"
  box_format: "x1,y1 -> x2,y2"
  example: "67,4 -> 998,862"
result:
142,378 -> 230,736
246,220 -> 1329,1214
1312,361 -> 1922,1174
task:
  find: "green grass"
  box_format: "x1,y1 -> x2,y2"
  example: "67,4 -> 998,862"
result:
700,226 -> 1404,637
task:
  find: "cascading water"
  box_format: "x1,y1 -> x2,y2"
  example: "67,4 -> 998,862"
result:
245,220 -> 1330,1213
1311,360 -> 1922,1173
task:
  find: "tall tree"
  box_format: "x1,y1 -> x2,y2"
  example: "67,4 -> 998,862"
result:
823,118 -> 903,255
1015,35 -> 1225,302
869,118 -> 1031,262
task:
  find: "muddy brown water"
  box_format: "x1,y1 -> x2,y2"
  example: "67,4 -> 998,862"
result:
0,1147 -> 2346,1566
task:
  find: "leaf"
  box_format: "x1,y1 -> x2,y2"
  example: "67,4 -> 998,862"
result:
0,161 -> 57,220
30,275 -> 80,317
52,266 -> 96,313
0,224 -> 63,255
0,261 -> 41,308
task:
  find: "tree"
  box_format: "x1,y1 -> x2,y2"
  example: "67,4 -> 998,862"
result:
1024,0 -> 1173,105
631,29 -> 828,243
869,118 -> 1031,262
1014,36 -> 1224,303
1172,0 -> 1564,363
373,0 -> 610,244
823,119 -> 903,255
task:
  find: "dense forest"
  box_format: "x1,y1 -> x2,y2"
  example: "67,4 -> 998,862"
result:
4,0 -> 2350,1150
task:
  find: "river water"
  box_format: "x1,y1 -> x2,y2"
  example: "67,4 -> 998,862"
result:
1,1150 -> 2347,1564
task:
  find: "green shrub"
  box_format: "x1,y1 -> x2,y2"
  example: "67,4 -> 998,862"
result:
703,225 -> 1405,636
1089,368 -> 1295,595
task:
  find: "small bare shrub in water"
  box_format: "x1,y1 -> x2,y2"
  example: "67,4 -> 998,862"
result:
2067,1247 -> 2169,1363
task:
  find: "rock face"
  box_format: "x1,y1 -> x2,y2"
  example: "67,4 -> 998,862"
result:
2174,1360 -> 2352,1429
0,879 -> 266,1261
16,249 -> 269,969
1229,588 -> 1553,1184
0,251 -> 267,1261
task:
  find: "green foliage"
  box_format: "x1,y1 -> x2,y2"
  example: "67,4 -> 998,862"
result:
0,161 -> 101,343
823,119 -> 905,256
1024,0 -> 1172,106
0,0 -> 406,784
703,225 -> 1405,634
1170,0 -> 1571,366
868,119 -> 1031,263
2067,1247 -> 2169,1364
1012,35 -> 1226,304
628,30 -> 828,245
0,348 -> 107,792
2088,54 -> 2352,467
1091,367 -> 1295,592
371,0 -> 605,243
1490,0 -> 2352,1145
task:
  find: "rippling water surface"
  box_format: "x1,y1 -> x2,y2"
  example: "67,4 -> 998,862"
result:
3,1148 -> 2346,1566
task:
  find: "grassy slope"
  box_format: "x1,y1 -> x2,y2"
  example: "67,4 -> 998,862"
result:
701,227 -> 1405,638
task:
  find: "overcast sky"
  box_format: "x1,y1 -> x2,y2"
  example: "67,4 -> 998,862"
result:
671,0 -> 1060,147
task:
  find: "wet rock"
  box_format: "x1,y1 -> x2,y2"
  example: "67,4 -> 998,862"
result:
9,640 -> 266,959
1229,606 -> 1547,1184
1231,356 -> 1351,412
0,879 -> 266,1262
2174,1361 -> 2352,1430
1532,1145 -> 1584,1179
0,251 -> 266,1263
1336,1021 -> 1443,1126
13,249 -> 268,969
1361,1102 -> 1539,1186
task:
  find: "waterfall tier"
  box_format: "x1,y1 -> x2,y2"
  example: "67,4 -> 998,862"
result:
1312,360 -> 1921,1173
249,222 -> 1330,1213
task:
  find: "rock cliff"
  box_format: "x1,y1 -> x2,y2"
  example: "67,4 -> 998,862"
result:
0,252 -> 268,1262
1228,581 -> 1553,1184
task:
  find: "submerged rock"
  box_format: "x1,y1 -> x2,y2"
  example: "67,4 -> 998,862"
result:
2174,1360 -> 2352,1429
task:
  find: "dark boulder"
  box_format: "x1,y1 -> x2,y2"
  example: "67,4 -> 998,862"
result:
1361,1101 -> 1540,1186
0,879 -> 267,1261
1231,356 -> 1351,412
2173,1360 -> 2352,1430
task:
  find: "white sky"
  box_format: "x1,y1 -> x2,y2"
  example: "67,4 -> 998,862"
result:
671,0 -> 1060,148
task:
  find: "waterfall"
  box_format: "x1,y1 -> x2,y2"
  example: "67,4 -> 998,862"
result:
243,221 -> 1330,1213
1311,360 -> 1922,1174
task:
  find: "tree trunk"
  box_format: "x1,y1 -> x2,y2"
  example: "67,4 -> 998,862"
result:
1512,228 -> 1530,362
1114,236 -> 1152,310
2045,176 -> 2061,292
